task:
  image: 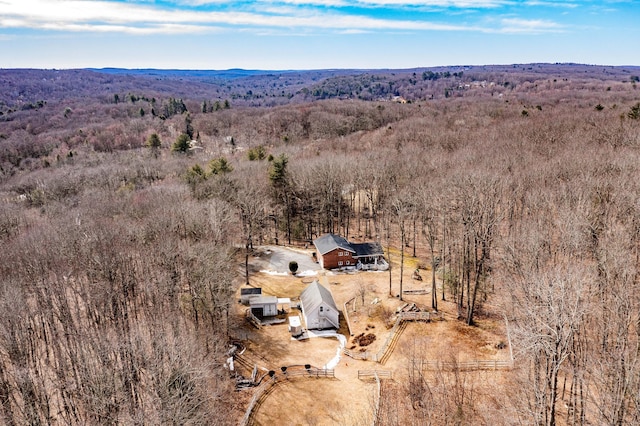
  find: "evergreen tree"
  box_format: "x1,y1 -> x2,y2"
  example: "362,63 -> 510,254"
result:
185,113 -> 194,139
269,154 -> 294,244
146,133 -> 161,149
247,145 -> 267,161
208,157 -> 233,175
172,133 -> 191,153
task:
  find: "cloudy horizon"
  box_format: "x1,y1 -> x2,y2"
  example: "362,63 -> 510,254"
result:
0,0 -> 637,69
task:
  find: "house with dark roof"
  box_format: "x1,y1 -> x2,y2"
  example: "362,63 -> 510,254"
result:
312,233 -> 388,271
300,280 -> 339,330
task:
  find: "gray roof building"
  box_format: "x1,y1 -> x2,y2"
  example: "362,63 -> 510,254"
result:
299,280 -> 339,330
313,233 -> 354,255
312,233 -> 386,270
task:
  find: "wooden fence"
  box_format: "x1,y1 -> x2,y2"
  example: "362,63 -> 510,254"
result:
245,309 -> 262,329
419,359 -> 513,371
241,366 -> 335,426
343,311 -> 432,363
372,372 -> 381,426
343,348 -> 373,361
358,370 -> 393,380
398,311 -> 431,322
282,368 -> 335,378
241,377 -> 275,426
343,297 -> 356,336
374,317 -> 406,364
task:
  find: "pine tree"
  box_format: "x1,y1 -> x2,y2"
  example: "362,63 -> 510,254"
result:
172,133 -> 191,153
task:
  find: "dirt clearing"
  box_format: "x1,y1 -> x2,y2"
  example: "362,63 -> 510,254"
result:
233,246 -> 512,425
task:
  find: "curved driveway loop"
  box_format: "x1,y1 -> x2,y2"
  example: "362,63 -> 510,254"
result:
265,246 -> 321,275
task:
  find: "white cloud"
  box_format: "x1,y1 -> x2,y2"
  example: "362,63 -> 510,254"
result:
269,0 -> 349,6
267,0 -> 507,7
174,0 -> 230,5
354,0 -> 507,7
524,0 -> 578,8
0,0 -> 482,32
338,28 -> 371,33
497,17 -> 564,33
41,22 -> 218,34
0,0 -> 564,36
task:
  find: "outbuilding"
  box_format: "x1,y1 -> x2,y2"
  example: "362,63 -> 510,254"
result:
300,280 -> 339,330
240,287 -> 262,305
250,295 -> 278,318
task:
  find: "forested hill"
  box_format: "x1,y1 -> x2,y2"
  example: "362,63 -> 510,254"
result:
2,60 -> 640,424
2,64 -> 639,113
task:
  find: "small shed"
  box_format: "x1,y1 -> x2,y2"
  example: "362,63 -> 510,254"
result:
288,316 -> 303,337
240,287 -> 262,305
250,295 -> 278,318
300,280 -> 339,330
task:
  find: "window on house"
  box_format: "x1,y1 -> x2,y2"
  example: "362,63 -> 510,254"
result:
320,306 -> 323,312
346,261 -> 350,265
338,261 -> 343,266
338,252 -> 343,256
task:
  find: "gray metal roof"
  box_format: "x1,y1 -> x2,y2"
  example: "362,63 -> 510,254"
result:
250,295 -> 278,306
313,233 -> 383,257
313,233 -> 355,255
300,280 -> 338,313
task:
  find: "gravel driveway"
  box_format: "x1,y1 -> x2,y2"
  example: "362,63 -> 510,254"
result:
262,246 -> 321,275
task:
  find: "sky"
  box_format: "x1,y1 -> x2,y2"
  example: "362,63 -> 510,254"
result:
0,0 -> 638,70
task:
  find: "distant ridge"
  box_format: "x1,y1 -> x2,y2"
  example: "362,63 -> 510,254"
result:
2,64 -> 638,110
87,68 -> 289,79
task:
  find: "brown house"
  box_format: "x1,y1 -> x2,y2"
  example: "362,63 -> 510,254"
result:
313,233 -> 387,271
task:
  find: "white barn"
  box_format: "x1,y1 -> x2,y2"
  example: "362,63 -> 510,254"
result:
300,280 -> 339,330
250,295 -> 278,318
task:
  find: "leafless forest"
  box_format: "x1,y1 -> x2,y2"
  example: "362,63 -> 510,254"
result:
1,65 -> 640,424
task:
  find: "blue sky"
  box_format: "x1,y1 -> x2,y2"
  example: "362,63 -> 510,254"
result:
0,0 -> 638,69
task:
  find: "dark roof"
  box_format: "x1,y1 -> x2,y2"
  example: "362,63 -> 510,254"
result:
300,280 -> 338,314
351,242 -> 384,257
241,288 -> 262,296
313,233 -> 354,255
